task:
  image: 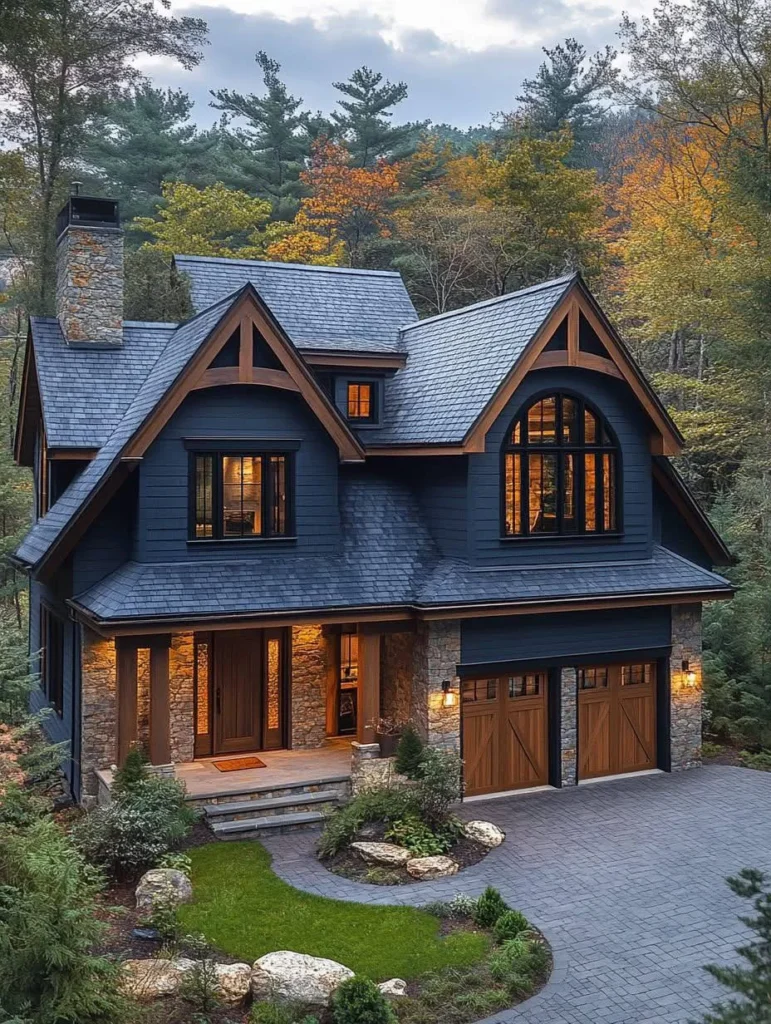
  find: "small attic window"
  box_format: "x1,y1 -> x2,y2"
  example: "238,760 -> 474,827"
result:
347,382 -> 376,423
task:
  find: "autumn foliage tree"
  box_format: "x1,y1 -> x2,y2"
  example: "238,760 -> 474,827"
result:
290,139 -> 401,265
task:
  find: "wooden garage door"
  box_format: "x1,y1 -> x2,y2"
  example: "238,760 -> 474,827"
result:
462,672 -> 548,797
578,662 -> 657,780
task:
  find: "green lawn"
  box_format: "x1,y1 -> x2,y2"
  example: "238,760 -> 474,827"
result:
178,841 -> 489,979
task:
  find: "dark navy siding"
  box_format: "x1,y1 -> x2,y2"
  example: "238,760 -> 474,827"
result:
653,480 -> 712,569
135,385 -> 341,561
72,477 -> 136,592
407,457 -> 468,559
467,367 -> 653,565
29,577 -> 77,795
461,605 -> 672,667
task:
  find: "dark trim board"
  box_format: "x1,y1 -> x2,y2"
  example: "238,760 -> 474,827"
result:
457,646 -> 673,678
656,656 -> 672,772
547,668 -> 562,789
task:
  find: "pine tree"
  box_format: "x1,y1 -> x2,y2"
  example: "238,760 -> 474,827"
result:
85,85 -> 218,222
330,66 -> 424,167
516,38 -> 617,166
702,869 -> 771,1022
395,723 -> 424,778
211,52 -> 312,220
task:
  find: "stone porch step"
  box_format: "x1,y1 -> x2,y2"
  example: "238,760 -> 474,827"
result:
203,789 -> 342,822
187,774 -> 351,809
210,809 -> 326,838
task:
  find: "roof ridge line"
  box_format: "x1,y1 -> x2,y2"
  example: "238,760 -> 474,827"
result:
174,254 -> 403,279
399,273 -> 578,333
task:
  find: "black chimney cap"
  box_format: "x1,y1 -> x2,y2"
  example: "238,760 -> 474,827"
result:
56,195 -> 120,239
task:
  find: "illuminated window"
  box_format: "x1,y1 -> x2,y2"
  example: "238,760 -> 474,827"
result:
347,382 -> 376,422
191,452 -> 292,540
502,393 -> 618,537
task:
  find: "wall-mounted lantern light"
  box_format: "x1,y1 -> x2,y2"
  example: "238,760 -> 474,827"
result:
682,659 -> 697,686
441,679 -> 458,708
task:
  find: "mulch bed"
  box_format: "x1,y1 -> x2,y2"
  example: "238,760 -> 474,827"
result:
322,822 -> 491,885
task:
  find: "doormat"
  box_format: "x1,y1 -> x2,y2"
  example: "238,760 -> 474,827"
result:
212,756 -> 267,772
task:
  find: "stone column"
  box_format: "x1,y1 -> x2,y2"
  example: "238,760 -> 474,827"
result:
414,620 -> 461,752
670,603 -> 703,770
81,628 -> 118,798
169,632 -> 195,763
560,667 -> 578,786
291,625 -> 328,748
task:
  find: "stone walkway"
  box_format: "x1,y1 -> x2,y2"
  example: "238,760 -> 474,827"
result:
262,766 -> 771,1023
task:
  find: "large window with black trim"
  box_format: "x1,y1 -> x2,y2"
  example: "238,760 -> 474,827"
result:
502,392 -> 619,537
40,604 -> 64,716
191,452 -> 293,540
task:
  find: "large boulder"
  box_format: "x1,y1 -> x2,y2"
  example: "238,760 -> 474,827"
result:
120,958 -> 191,1000
463,820 -> 505,848
350,841 -> 412,867
378,978 -> 408,998
135,868 -> 193,914
251,951 -> 354,1007
214,962 -> 252,1005
406,855 -> 459,880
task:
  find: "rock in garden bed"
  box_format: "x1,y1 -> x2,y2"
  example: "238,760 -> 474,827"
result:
406,854 -> 459,880
251,950 -> 355,1007
324,820 -> 495,885
350,841 -> 412,866
135,867 -> 193,913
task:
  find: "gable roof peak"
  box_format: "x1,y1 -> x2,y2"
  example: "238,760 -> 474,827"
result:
400,272 -> 579,334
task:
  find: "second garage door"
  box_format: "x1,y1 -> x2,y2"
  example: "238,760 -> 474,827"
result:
462,671 -> 549,797
578,661 -> 657,780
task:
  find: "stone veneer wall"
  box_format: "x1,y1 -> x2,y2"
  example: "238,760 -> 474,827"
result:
81,628 -> 118,798
413,620 -> 461,751
560,667 -> 578,786
291,625 -> 328,748
670,603 -> 703,770
56,226 -> 123,346
380,631 -> 415,726
169,633 -> 195,763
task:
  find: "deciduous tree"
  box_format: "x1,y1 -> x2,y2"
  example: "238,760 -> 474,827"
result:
0,0 -> 208,312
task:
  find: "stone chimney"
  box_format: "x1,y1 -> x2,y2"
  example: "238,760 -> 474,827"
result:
55,192 -> 123,347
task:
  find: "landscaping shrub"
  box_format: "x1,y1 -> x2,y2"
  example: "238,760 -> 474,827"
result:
250,1002 -> 319,1024
423,893 -> 479,919
395,724 -> 424,779
157,850 -> 193,875
332,977 -> 396,1024
179,935 -> 221,1013
0,817 -> 128,1024
488,937 -> 549,997
0,780 -> 49,828
414,748 -> 463,827
385,814 -> 451,857
111,743 -> 149,796
318,786 -> 417,857
473,886 -> 509,928
73,772 -> 196,879
740,749 -> 771,771
493,909 -> 530,944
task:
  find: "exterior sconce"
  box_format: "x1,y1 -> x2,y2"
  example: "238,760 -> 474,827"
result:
441,679 -> 458,708
682,659 -> 697,686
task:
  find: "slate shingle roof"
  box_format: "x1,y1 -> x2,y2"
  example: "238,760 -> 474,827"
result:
32,318 -> 176,448
176,255 -> 418,353
16,292 -> 240,567
70,470 -> 731,623
370,275 -> 575,444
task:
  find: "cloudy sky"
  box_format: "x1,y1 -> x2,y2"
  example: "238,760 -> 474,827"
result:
146,0 -> 654,129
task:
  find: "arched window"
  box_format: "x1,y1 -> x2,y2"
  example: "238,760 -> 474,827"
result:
502,393 -> 619,537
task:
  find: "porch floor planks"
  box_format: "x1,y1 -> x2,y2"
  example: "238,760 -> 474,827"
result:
174,738 -> 352,801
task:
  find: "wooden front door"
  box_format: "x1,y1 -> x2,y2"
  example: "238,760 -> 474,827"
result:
462,672 -> 548,797
211,629 -> 287,755
578,662 -> 657,780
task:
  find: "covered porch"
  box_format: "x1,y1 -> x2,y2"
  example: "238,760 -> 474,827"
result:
79,617 -> 462,802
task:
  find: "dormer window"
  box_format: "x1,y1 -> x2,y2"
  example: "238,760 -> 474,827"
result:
347,382 -> 376,423
502,393 -> 619,537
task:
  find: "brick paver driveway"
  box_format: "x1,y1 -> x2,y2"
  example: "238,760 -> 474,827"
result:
262,766 -> 771,1024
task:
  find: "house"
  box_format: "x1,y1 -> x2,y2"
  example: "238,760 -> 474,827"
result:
13,194 -> 733,819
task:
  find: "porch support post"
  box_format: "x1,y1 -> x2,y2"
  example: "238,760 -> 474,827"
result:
116,641 -> 138,766
357,630 -> 381,745
149,639 -> 171,765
